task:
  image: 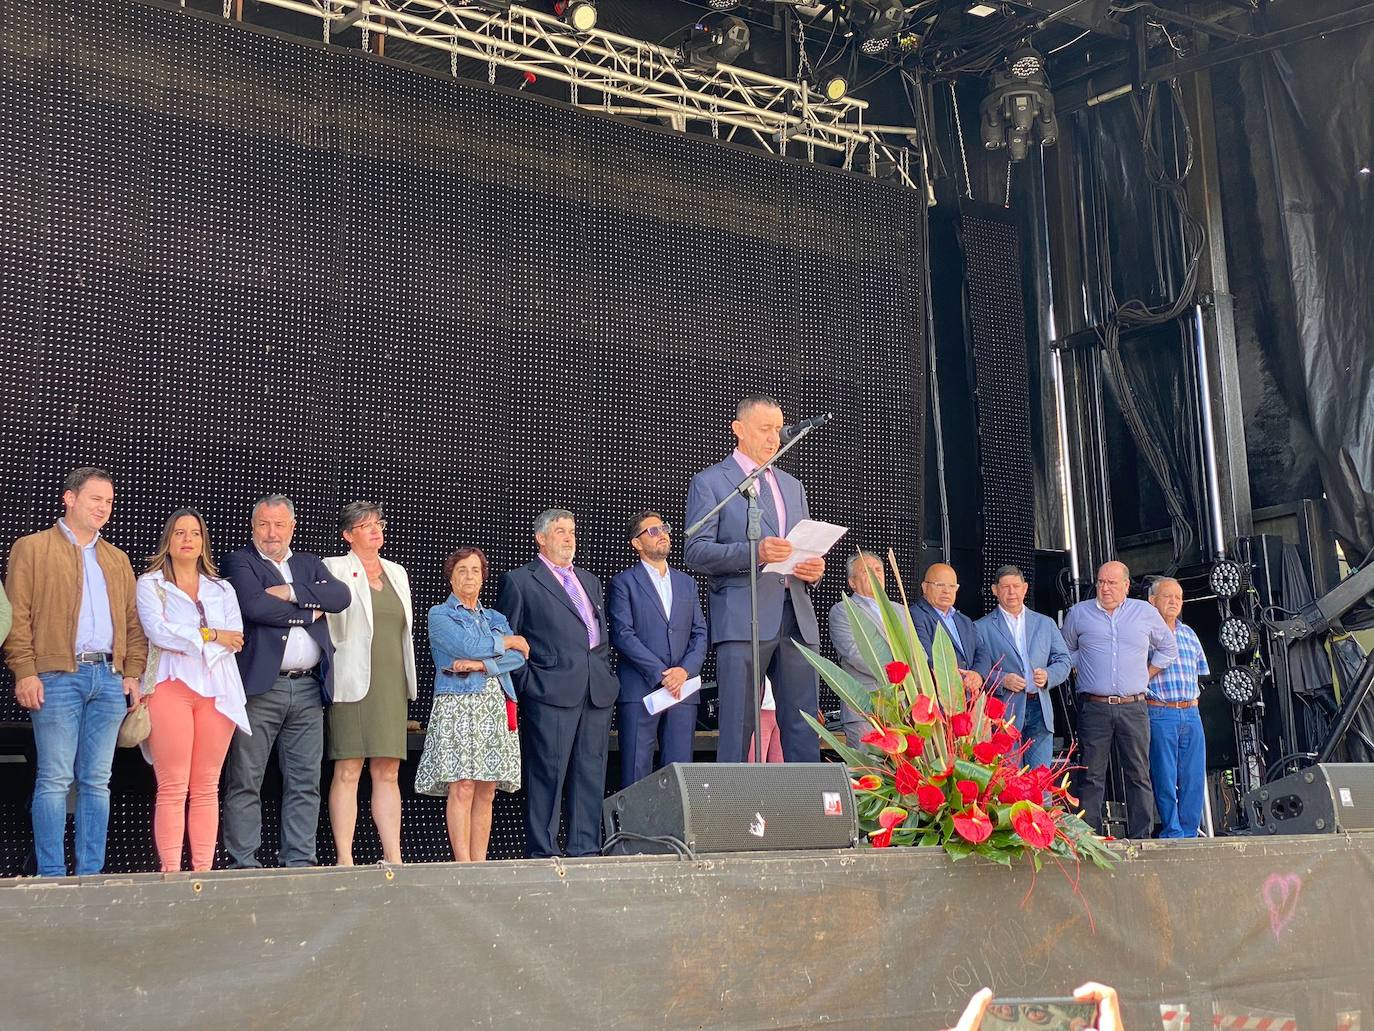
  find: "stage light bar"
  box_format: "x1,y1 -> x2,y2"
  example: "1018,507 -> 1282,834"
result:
1209,559 -> 1249,599
1221,665 -> 1262,705
680,14 -> 751,71
1219,616 -> 1259,655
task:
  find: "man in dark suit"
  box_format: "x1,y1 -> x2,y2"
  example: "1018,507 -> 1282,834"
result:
495,508 -> 618,859
975,564 -> 1073,770
684,395 -> 825,764
607,509 -> 709,787
220,494 -> 350,868
909,562 -> 991,692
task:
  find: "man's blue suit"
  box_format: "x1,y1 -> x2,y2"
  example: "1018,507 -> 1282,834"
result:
607,564 -> 708,786
495,559 -> 618,859
684,457 -> 820,763
975,607 -> 1073,770
910,598 -> 992,679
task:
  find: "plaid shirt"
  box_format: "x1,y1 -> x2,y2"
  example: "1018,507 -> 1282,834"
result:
1148,621 -> 1209,703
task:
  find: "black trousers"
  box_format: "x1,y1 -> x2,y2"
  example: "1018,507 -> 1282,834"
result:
520,696 -> 614,859
1074,696 -> 1154,839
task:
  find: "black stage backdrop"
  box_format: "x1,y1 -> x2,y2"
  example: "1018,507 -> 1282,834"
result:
0,1 -> 926,865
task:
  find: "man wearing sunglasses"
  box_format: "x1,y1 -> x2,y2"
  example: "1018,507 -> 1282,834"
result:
607,511 -> 708,786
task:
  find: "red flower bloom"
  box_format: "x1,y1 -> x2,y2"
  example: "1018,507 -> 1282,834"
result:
878,806 -> 908,831
999,773 -> 1038,804
906,734 -> 925,758
869,828 -> 893,848
952,805 -> 993,843
950,712 -> 973,738
1011,804 -> 1057,850
984,696 -> 1007,720
852,774 -> 882,792
990,731 -> 1016,754
910,695 -> 938,725
916,783 -> 945,814
860,728 -> 907,755
956,779 -> 979,805
972,741 -> 1002,764
885,661 -> 911,685
1003,723 -> 1022,741
894,761 -> 920,796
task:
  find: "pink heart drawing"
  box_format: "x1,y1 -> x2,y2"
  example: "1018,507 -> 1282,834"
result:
1262,873 -> 1302,941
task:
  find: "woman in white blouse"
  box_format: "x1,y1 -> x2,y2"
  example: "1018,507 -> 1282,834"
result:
136,509 -> 249,872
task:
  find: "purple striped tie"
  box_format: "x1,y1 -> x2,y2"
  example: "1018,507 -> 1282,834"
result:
552,565 -> 599,648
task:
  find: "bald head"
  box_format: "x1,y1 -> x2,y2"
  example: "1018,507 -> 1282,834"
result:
921,562 -> 960,614
1096,561 -> 1130,611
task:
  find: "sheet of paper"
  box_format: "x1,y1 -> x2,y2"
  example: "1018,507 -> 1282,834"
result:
643,675 -> 703,715
761,519 -> 849,574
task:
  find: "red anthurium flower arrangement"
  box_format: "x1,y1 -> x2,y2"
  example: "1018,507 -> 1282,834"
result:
799,551 -> 1115,875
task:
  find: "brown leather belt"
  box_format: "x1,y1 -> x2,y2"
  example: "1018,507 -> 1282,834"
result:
1082,692 -> 1148,705
1148,698 -> 1198,709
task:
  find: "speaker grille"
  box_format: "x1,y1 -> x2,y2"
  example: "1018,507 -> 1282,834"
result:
677,763 -> 857,852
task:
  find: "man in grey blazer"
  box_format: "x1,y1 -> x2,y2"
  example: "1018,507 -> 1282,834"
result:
828,553 -> 893,749
684,395 -> 825,763
975,564 -> 1073,770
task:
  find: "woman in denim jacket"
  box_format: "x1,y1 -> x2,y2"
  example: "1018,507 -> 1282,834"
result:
414,547 -> 528,861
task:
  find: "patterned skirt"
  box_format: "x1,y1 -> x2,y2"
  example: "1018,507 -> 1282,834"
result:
414,677 -> 521,795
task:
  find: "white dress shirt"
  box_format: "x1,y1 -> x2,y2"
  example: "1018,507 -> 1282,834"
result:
256,547 -> 323,671
641,561 -> 673,617
999,606 -> 1033,692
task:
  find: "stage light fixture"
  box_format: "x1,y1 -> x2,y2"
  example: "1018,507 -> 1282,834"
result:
846,0 -> 907,40
822,74 -> 849,100
859,37 -> 890,54
1219,616 -> 1259,655
553,0 -> 597,31
706,0 -> 740,9
1208,558 -> 1249,599
1221,665 -> 1262,706
679,14 -> 751,70
978,45 -> 1058,162
968,3 -> 999,14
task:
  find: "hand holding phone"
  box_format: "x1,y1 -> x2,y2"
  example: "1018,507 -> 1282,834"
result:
980,997 -> 1099,1031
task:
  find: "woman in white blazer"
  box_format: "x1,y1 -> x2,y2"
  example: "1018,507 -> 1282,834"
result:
322,502 -> 417,865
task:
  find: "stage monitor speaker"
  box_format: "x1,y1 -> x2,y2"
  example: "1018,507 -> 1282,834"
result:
1240,763 -> 1374,835
602,763 -> 858,856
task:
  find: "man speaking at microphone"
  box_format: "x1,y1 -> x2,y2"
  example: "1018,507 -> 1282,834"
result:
685,396 -> 825,763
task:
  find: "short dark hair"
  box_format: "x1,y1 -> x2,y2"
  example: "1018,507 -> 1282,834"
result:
340,500 -> 383,533
628,509 -> 661,540
443,546 -> 489,583
64,467 -> 113,495
736,395 -> 781,419
993,564 -> 1026,584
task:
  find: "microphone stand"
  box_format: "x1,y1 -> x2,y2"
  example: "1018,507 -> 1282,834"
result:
685,425 -> 821,764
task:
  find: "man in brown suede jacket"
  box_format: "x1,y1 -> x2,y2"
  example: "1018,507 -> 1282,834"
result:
4,467 -> 148,877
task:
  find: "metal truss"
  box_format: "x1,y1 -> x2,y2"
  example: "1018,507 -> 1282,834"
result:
249,0 -> 921,188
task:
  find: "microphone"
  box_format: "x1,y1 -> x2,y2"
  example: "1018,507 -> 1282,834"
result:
780,412 -> 834,444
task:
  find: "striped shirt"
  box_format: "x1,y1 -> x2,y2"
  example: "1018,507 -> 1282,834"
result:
1148,621 -> 1209,703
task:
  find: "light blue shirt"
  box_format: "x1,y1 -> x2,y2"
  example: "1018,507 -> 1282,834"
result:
1062,597 -> 1178,697
641,561 -> 673,617
938,608 -> 964,654
999,606 -> 1032,692
58,519 -> 114,654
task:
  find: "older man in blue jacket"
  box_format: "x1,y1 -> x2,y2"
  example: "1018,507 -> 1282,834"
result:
221,494 -> 350,869
607,510 -> 708,786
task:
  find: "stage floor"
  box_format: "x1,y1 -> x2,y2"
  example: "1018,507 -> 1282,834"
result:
3,834 -> 1371,1029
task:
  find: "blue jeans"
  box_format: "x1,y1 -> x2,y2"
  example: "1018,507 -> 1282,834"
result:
1148,704 -> 1207,838
1020,691 -> 1054,772
30,663 -> 128,876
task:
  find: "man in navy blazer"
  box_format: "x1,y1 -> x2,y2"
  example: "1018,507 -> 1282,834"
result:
975,565 -> 1073,771
684,396 -> 825,764
608,510 -> 708,786
220,495 -> 350,868
495,508 -> 619,859
910,562 -> 991,691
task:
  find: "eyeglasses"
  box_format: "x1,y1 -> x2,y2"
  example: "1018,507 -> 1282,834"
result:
1096,578 -> 1126,586
351,519 -> 388,532
923,581 -> 958,590
635,523 -> 673,540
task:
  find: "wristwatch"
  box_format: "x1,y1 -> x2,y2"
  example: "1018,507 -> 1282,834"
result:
200,627 -> 214,642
